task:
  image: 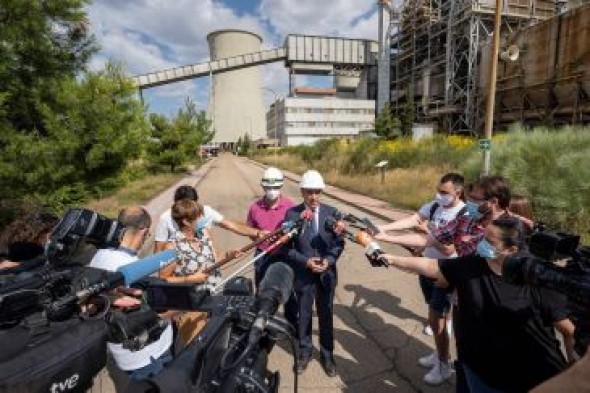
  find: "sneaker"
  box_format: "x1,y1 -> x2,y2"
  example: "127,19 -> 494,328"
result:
418,352 -> 438,368
320,355 -> 337,377
296,356 -> 311,374
423,324 -> 433,336
424,360 -> 454,385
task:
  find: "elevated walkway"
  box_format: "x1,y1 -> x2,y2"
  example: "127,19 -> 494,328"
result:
133,47 -> 286,89
132,34 -> 378,89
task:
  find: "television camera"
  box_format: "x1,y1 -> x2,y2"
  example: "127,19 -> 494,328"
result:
324,213 -> 388,267
0,208 -> 301,393
503,225 -> 590,355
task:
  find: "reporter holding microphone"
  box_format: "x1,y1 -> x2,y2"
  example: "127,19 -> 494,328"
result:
379,217 -> 574,393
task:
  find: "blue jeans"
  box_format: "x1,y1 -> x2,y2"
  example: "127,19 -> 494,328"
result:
463,363 -> 506,393
128,349 -> 173,381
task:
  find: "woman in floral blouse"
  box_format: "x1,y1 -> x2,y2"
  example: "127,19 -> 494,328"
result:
158,199 -> 239,345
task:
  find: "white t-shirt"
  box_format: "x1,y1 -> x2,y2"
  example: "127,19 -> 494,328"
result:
418,200 -> 466,259
89,248 -> 174,371
154,205 -> 224,243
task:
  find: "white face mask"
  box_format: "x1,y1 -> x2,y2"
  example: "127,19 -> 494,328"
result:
265,189 -> 281,201
435,193 -> 455,207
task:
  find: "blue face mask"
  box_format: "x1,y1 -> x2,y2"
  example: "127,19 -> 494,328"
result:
465,201 -> 483,220
476,239 -> 498,260
43,240 -> 51,257
195,217 -> 208,236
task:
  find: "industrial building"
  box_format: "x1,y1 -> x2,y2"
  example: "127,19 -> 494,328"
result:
486,3 -> 590,126
207,30 -> 267,145
133,33 -> 383,146
389,0 -> 565,133
266,88 -> 375,146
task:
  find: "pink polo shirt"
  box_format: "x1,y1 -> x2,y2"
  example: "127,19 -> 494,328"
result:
247,195 -> 295,251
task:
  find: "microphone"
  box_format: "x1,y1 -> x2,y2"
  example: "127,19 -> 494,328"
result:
116,250 -> 178,286
299,209 -> 313,234
325,217 -> 388,267
300,209 -> 313,221
247,262 -> 294,346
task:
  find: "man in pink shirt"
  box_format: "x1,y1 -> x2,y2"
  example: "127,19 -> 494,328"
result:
247,167 -> 295,288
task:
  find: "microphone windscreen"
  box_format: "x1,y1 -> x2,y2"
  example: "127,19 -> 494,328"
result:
258,262 -> 294,305
300,210 -> 313,221
117,250 -> 178,285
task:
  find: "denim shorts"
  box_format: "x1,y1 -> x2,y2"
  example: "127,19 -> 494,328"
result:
418,275 -> 451,316
128,349 -> 173,381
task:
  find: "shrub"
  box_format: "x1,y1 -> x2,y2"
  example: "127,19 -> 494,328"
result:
461,125 -> 590,238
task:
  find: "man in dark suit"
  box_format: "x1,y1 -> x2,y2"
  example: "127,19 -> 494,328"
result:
283,170 -> 345,377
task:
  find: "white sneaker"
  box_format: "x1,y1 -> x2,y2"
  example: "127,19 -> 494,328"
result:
418,352 -> 438,368
423,325 -> 433,336
424,360 -> 454,385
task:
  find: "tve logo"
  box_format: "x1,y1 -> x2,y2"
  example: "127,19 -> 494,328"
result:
49,373 -> 79,393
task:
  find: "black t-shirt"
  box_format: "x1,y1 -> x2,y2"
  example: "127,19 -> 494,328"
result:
439,255 -> 568,393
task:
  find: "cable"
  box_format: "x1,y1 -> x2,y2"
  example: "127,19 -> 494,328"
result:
219,332 -> 254,373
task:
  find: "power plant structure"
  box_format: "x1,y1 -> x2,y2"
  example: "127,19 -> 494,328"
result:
390,0 -> 560,133
390,0 -> 590,134
207,30 -> 266,144
484,3 -> 590,127
133,31 -> 385,146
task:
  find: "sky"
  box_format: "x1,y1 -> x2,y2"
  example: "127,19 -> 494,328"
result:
86,0 -> 380,117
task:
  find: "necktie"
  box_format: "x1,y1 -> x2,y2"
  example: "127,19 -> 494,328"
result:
312,208 -> 319,234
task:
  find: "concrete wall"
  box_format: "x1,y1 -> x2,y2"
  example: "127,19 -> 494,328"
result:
207,30 -> 266,143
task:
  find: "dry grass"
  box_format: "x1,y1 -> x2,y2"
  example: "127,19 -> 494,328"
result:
254,153 -> 449,210
256,154 -> 309,174
86,172 -> 187,218
325,166 -> 451,210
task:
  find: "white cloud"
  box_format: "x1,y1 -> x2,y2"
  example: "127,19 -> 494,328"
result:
86,0 -> 381,113
258,0 -> 378,40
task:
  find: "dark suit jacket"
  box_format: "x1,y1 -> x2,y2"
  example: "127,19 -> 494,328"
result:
283,203 -> 345,288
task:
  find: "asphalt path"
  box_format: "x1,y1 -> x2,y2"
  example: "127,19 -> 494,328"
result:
198,154 -> 455,393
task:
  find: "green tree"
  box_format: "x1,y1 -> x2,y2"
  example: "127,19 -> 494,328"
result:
374,102 -> 401,139
0,63 -> 149,207
147,98 -> 213,172
236,136 -> 243,154
0,0 -> 97,133
241,133 -> 252,155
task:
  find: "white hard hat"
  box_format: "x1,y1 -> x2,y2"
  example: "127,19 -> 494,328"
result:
261,167 -> 284,188
299,170 -> 325,189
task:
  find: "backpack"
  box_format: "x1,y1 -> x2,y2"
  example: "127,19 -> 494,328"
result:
0,318 -> 108,393
429,202 -> 468,222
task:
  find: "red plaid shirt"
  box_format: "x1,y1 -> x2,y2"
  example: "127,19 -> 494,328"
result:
430,215 -> 486,257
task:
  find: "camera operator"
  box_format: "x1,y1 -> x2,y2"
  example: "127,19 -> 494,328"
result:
379,217 -> 575,393
89,206 -> 173,391
375,173 -> 466,385
0,211 -> 59,273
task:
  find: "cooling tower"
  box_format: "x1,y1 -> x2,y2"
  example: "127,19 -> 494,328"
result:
207,30 -> 266,144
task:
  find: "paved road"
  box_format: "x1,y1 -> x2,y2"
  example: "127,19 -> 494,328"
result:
92,153 -> 455,393
198,154 -> 455,393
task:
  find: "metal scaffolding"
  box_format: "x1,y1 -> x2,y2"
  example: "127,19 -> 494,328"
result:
391,0 -> 555,134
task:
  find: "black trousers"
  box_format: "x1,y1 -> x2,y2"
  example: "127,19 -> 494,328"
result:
285,275 -> 336,360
